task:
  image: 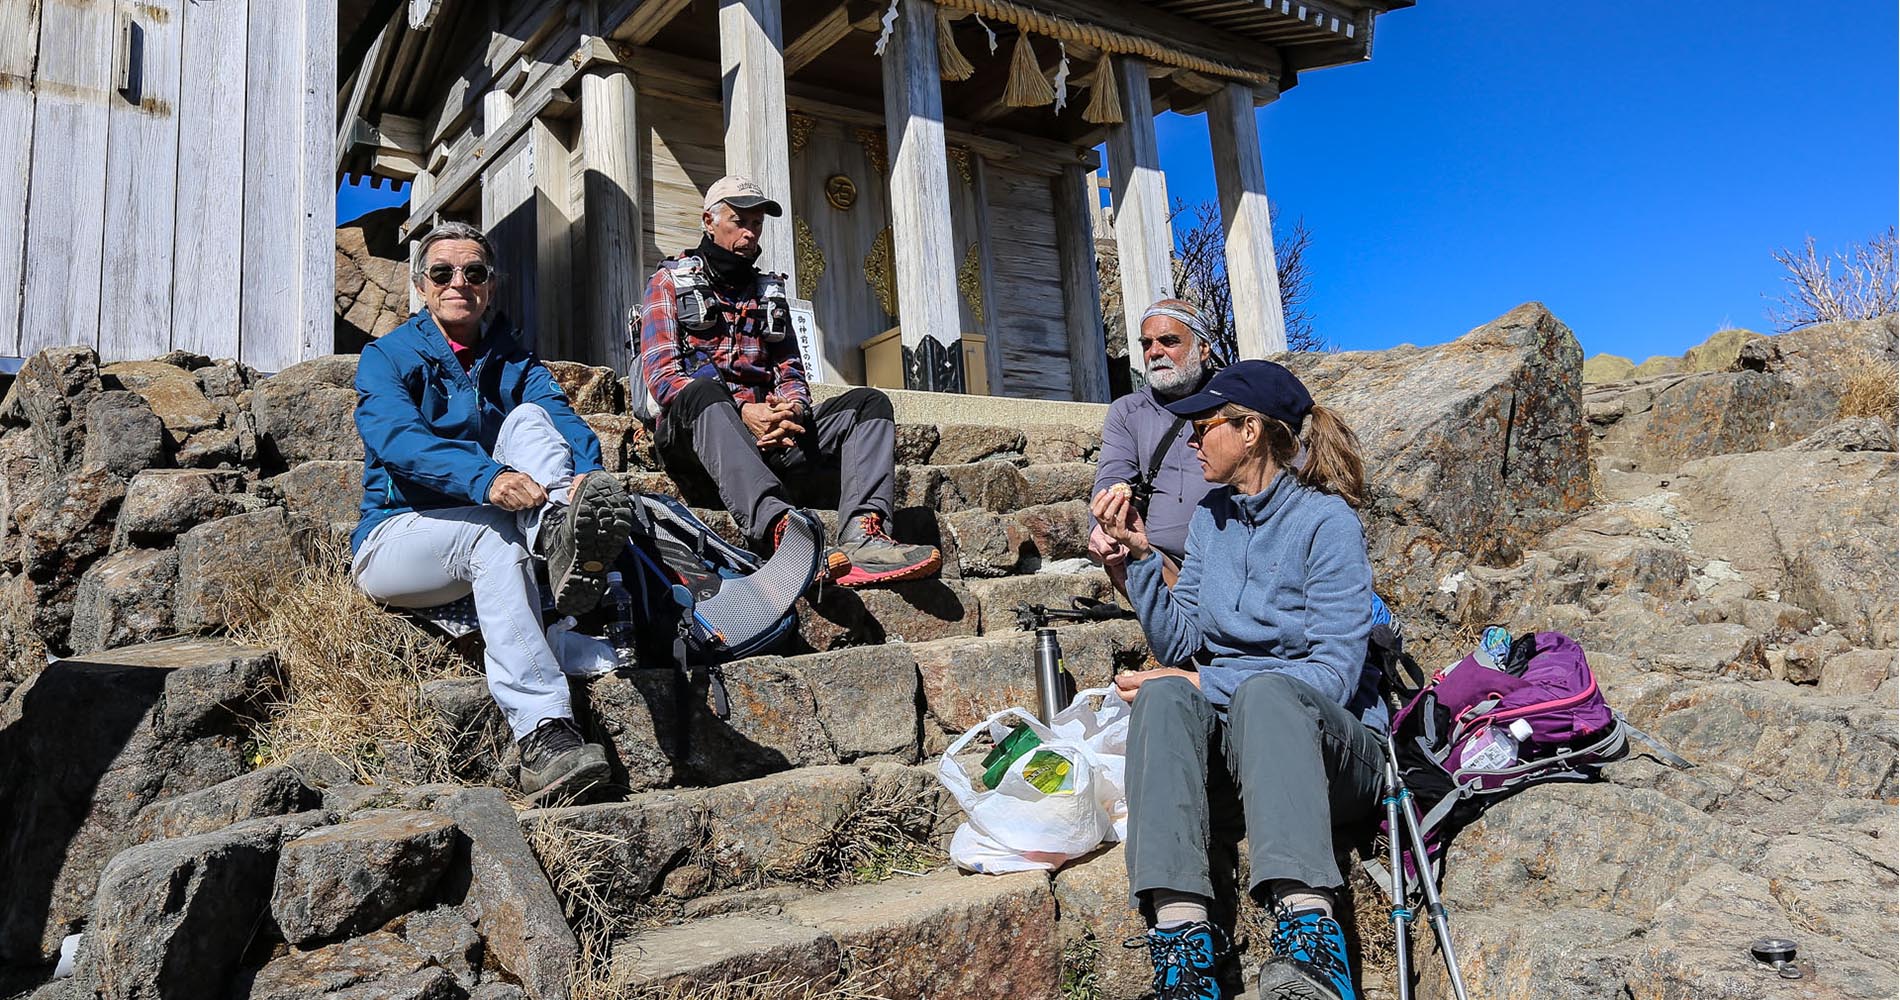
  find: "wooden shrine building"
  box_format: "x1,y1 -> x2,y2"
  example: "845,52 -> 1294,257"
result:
339,0 -> 1409,399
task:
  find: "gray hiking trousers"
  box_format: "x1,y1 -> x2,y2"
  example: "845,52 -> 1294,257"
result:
656,379 -> 897,543
1124,672 -> 1386,909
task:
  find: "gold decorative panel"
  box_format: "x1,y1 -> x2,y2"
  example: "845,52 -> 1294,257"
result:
947,145 -> 973,185
788,113 -> 817,156
855,127 -> 888,176
958,242 -> 985,328
863,227 -> 897,318
794,217 -> 826,297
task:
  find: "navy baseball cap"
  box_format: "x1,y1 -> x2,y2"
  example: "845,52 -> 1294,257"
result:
1163,359 -> 1314,431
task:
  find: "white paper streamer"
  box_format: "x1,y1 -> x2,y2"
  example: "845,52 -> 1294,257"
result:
1052,40 -> 1071,111
973,12 -> 998,54
873,0 -> 899,55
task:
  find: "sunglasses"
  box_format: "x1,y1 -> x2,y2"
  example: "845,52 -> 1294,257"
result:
1188,416 -> 1233,441
1137,334 -> 1185,352
425,262 -> 493,286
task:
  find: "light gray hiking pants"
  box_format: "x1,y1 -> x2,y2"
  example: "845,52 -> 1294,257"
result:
656,380 -> 897,543
351,404 -> 580,742
1124,672 -> 1386,909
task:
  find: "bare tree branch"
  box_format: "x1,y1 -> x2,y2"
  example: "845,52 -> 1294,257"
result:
1165,198 -> 1322,358
1766,227 -> 1898,332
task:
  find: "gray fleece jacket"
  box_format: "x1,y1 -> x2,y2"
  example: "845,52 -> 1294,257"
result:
1125,470 -> 1387,730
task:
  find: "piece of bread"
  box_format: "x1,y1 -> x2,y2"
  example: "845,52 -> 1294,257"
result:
1108,482 -> 1133,499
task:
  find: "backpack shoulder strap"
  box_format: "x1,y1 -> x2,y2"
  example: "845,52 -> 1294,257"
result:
1143,415 -> 1187,481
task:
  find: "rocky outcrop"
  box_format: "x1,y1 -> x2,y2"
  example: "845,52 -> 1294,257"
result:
0,304 -> 1892,998
1281,302 -> 1593,608
334,206 -> 411,348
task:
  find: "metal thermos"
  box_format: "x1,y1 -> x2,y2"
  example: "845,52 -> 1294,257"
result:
1033,628 -> 1073,723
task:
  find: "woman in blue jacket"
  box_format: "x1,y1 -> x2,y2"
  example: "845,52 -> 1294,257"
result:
1091,360 -> 1383,1000
352,221 -> 637,797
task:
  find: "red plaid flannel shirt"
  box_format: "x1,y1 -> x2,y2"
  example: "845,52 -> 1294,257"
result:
637,258 -> 810,414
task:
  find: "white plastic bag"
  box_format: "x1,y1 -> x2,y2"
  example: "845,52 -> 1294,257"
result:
545,617 -> 619,678
939,689 -> 1131,873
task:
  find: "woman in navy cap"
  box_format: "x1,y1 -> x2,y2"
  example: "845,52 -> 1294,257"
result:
1091,360 -> 1384,1000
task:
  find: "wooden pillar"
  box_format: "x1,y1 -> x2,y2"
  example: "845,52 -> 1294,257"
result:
529,118 -> 573,359
406,169 -> 434,314
880,0 -> 962,392
580,66 -> 642,371
1104,56 -> 1173,367
718,0 -> 796,291
1054,164 -> 1110,403
1207,81 -> 1285,357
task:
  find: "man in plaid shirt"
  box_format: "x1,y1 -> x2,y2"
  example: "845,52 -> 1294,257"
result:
637,175 -> 940,587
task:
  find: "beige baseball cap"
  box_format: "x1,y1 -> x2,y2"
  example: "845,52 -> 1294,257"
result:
703,175 -> 783,217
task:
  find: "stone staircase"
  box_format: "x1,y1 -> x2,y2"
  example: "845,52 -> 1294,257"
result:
7,308 -> 1893,1000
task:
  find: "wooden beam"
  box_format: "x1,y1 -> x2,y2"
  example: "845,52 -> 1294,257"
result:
409,0 -> 443,30
610,0 -> 694,44
426,0 -> 574,147
402,37 -> 599,240
304,0 -> 339,361
337,17 -> 394,172
1104,56 -> 1171,366
530,118 -> 574,359
880,0 -> 963,390
0,0 -> 40,353
580,67 -> 641,371
169,0 -> 247,359
1207,80 -> 1284,357
719,0 -> 797,292
100,0 -> 185,362
1053,163 -> 1110,402
782,1 -> 868,76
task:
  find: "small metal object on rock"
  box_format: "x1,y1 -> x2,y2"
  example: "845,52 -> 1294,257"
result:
1750,938 -> 1803,980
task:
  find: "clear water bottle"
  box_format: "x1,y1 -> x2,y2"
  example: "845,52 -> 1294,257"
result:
604,571 -> 638,668
1464,718 -> 1536,771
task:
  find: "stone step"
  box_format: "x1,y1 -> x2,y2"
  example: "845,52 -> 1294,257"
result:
425,617 -> 1152,793
601,869 -> 1059,997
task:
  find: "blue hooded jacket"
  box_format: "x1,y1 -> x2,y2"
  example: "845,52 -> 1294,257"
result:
351,310 -> 605,553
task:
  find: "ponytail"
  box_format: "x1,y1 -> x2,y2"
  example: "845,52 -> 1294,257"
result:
1295,403 -> 1365,508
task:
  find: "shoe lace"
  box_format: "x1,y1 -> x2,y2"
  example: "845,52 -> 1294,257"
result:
1268,908 -> 1352,990
1123,926 -> 1219,998
524,717 -> 582,763
856,513 -> 892,543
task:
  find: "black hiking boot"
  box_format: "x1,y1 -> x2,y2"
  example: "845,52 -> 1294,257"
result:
517,717 -> 610,797
540,471 -> 637,615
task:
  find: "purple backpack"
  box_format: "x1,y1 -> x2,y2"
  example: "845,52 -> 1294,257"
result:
1386,630 -> 1638,852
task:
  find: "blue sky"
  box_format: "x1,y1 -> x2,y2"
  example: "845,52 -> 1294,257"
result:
344,0 -> 1898,361
1155,0 -> 1898,359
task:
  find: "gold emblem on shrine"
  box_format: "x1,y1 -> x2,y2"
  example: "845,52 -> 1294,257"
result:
824,174 -> 858,211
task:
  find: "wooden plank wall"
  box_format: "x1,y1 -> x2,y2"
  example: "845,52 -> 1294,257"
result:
639,90 -> 724,265
983,163 -> 1075,400
2,0 -> 332,369
0,0 -> 43,355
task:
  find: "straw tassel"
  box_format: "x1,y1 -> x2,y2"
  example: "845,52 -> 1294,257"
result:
1002,32 -> 1055,107
1083,54 -> 1124,124
937,11 -> 974,81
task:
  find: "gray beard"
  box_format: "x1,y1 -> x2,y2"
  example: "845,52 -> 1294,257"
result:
1146,358 -> 1206,399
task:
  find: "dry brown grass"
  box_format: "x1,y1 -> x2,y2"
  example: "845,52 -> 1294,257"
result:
766,783 -> 947,888
1837,356 -> 1899,424
229,539 -> 485,784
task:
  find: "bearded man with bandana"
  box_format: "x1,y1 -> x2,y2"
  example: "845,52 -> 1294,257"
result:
1089,299 -> 1232,593
635,176 -> 940,587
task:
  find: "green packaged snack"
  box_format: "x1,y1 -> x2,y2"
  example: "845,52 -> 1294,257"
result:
1021,749 -> 1074,794
980,723 -> 1042,790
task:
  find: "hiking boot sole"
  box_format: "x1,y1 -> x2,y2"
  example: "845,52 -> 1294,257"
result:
1258,963 -> 1349,1000
548,473 -> 637,616
519,743 -> 612,801
835,548 -> 942,588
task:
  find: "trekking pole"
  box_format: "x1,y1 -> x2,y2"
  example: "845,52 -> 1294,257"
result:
1385,732 -> 1472,1000
1382,758 -> 1415,1000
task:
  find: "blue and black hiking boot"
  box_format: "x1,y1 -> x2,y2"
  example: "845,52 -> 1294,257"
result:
1124,920 -> 1230,1000
540,471 -> 637,615
1258,907 -> 1357,1000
